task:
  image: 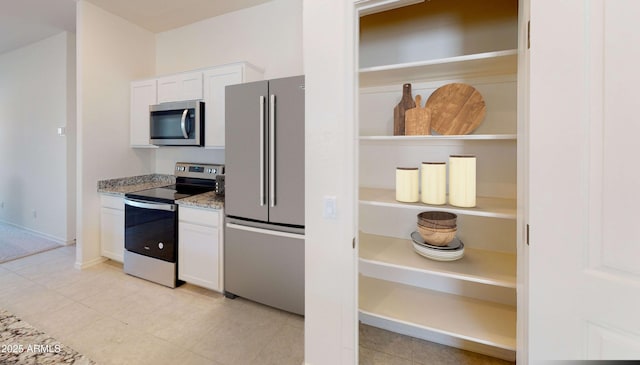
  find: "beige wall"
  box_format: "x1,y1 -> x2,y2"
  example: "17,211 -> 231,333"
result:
0,32 -> 76,243
75,0 -> 156,268
153,0 -> 303,174
155,0 -> 302,78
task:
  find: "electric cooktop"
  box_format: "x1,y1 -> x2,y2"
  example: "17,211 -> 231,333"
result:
125,162 -> 224,204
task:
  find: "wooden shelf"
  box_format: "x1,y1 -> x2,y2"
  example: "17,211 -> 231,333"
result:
359,187 -> 516,219
359,276 -> 517,354
359,134 -> 517,141
359,232 -> 516,288
359,50 -> 518,87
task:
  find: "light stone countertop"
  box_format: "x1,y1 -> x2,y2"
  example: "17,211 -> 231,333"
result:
97,174 -> 175,195
176,191 -> 224,210
97,174 -> 224,209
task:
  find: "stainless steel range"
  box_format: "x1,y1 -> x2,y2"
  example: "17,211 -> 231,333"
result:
123,162 -> 224,288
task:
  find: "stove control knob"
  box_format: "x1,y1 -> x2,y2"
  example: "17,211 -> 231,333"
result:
158,242 -> 164,250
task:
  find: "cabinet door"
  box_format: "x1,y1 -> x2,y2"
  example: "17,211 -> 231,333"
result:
157,72 -> 203,103
203,65 -> 243,148
528,0 -> 640,361
100,206 -> 124,262
130,80 -> 157,147
178,222 -> 221,291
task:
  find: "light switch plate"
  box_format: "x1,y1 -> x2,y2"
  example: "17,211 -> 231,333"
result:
323,196 -> 337,219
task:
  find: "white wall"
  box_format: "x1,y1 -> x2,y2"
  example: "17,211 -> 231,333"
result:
153,0 -> 303,173
75,1 -> 156,268
0,32 -> 76,243
155,0 -> 302,78
303,1 -> 357,364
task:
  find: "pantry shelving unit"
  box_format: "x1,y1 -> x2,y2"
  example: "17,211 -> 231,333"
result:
356,0 -> 520,361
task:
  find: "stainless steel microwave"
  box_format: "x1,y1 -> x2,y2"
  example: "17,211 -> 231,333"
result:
149,100 -> 204,146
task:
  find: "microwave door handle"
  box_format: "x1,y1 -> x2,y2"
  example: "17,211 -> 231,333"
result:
180,109 -> 189,139
259,96 -> 266,206
269,94 -> 276,208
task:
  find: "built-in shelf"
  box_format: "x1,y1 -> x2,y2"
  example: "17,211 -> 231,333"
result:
359,188 -> 516,219
359,275 -> 517,359
359,232 -> 516,288
359,134 -> 517,141
359,50 -> 518,87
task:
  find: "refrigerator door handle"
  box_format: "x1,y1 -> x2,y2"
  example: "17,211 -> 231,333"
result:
269,94 -> 276,208
259,95 -> 266,206
226,222 -> 305,240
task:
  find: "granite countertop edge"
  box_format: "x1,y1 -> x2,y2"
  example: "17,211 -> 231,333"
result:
176,191 -> 225,210
97,174 -> 224,209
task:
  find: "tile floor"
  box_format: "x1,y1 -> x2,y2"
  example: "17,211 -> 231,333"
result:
0,245 -> 515,365
359,324 -> 515,365
0,245 -> 304,365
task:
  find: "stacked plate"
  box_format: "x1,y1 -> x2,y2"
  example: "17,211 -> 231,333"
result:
410,231 -> 465,261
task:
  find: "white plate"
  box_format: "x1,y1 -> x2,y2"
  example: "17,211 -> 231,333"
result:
411,241 -> 465,261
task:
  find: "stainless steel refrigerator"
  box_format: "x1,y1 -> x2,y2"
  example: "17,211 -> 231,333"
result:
224,75 -> 305,315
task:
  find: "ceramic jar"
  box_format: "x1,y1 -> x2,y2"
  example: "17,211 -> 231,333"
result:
395,167 -> 419,202
448,155 -> 476,207
420,162 -> 446,205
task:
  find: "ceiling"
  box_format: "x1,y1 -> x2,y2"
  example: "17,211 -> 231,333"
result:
0,0 -> 271,55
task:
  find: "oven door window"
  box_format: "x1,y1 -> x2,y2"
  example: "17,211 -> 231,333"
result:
150,108 -> 195,140
124,202 -> 177,262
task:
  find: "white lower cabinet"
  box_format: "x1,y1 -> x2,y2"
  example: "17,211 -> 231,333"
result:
178,206 -> 224,292
100,195 -> 124,263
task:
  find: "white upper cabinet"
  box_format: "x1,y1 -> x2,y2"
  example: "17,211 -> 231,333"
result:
130,79 -> 157,148
157,71 -> 203,103
130,62 -> 263,149
203,62 -> 264,149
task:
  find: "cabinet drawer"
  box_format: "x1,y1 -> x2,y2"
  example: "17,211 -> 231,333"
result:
179,206 -> 221,227
101,194 -> 124,210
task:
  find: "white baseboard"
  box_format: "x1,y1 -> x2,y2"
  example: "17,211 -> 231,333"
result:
0,219 -> 74,245
74,256 -> 107,270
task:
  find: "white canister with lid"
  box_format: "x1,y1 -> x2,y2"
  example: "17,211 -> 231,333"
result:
421,162 -> 446,205
448,155 -> 476,207
395,167 -> 419,202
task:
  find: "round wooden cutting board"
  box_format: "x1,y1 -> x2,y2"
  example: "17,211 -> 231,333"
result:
425,83 -> 486,135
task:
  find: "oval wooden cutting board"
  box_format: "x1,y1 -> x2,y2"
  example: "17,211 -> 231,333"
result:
425,83 -> 486,135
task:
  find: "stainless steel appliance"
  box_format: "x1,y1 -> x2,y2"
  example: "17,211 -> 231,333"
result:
124,162 -> 224,287
150,100 -> 204,146
224,75 -> 305,315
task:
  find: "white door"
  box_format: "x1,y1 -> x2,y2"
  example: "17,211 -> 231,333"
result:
528,0 -> 640,361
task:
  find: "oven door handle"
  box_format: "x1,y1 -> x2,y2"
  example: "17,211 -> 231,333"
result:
124,198 -> 176,212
